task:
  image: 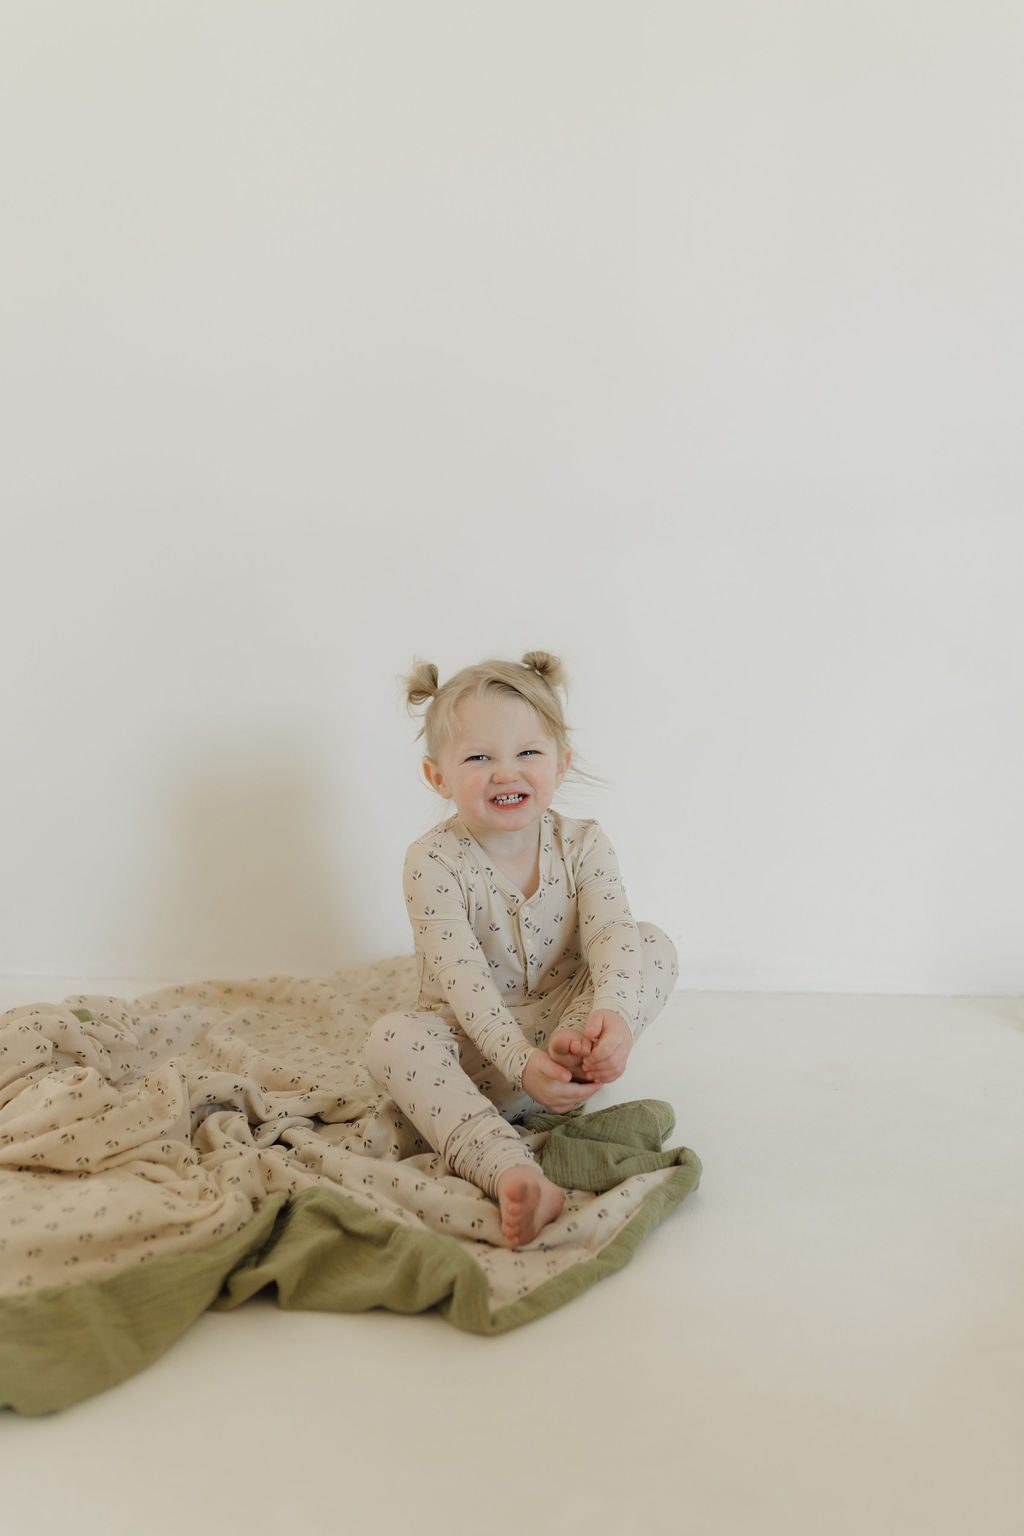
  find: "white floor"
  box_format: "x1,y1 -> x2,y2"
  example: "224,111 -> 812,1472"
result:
2,977 -> 1022,1536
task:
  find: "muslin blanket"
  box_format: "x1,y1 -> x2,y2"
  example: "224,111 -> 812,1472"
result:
0,957 -> 700,1414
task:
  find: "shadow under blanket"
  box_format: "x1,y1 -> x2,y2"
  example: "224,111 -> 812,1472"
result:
0,957 -> 701,1415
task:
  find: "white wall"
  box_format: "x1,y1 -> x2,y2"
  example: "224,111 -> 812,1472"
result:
2,1 -> 1022,992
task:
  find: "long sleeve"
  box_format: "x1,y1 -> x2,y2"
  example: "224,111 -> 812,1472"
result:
403,841 -> 536,1088
574,824 -> 644,1034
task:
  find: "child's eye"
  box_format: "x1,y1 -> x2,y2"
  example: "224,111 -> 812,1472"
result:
465,754 -> 489,763
518,749 -> 540,757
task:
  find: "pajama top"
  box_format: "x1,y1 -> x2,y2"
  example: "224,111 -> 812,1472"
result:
403,809 -> 643,1090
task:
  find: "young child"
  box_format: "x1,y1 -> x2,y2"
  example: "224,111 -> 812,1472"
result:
364,651 -> 678,1249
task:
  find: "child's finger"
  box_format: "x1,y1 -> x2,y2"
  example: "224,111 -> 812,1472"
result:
565,1081 -> 601,1104
539,1055 -> 573,1083
583,1051 -> 623,1082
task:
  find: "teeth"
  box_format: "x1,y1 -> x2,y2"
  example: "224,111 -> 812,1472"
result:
494,794 -> 525,805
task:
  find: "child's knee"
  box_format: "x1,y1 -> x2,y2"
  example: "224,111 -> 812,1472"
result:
638,922 -> 679,986
364,1012 -> 406,1087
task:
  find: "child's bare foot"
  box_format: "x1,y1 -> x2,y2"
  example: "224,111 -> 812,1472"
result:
548,1029 -> 592,1081
496,1165 -> 565,1249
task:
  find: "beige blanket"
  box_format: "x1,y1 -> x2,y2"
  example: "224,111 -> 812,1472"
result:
0,957 -> 700,1414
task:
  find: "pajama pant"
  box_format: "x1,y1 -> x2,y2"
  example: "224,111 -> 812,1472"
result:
362,922 -> 678,1199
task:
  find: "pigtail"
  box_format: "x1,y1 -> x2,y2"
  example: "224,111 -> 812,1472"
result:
520,651 -> 567,692
404,659 -> 440,711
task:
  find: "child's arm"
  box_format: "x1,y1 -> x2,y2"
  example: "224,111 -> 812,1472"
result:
404,841 -> 536,1090
574,823 -> 645,1035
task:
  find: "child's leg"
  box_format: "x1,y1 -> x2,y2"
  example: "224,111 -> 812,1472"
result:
363,1010 -> 563,1244
549,921 -> 679,1052
634,921 -> 680,1036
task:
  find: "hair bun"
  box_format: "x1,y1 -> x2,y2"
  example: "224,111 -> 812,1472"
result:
520,650 -> 566,690
405,659 -> 440,709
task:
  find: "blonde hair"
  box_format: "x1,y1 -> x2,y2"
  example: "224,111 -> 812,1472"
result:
405,651 -> 572,765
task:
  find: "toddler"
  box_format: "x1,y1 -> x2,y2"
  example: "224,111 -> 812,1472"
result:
364,651 -> 677,1248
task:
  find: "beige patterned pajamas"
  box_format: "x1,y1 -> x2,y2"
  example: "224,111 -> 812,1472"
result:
364,811 -> 678,1198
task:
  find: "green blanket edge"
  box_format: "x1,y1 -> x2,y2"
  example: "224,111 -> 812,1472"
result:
0,1101 -> 701,1416
0,1195 -> 287,1417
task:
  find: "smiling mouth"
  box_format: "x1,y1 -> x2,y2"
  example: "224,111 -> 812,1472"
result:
492,793 -> 528,806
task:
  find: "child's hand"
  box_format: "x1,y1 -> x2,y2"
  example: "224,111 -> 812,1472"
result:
522,1050 -> 602,1114
578,1010 -> 632,1085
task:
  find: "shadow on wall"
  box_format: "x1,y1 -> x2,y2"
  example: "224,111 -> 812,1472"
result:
138,733 -> 375,979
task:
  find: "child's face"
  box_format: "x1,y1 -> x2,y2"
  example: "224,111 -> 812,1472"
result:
424,692 -> 568,845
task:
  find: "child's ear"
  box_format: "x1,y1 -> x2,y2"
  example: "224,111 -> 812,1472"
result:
555,750 -> 571,789
423,758 -> 451,798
